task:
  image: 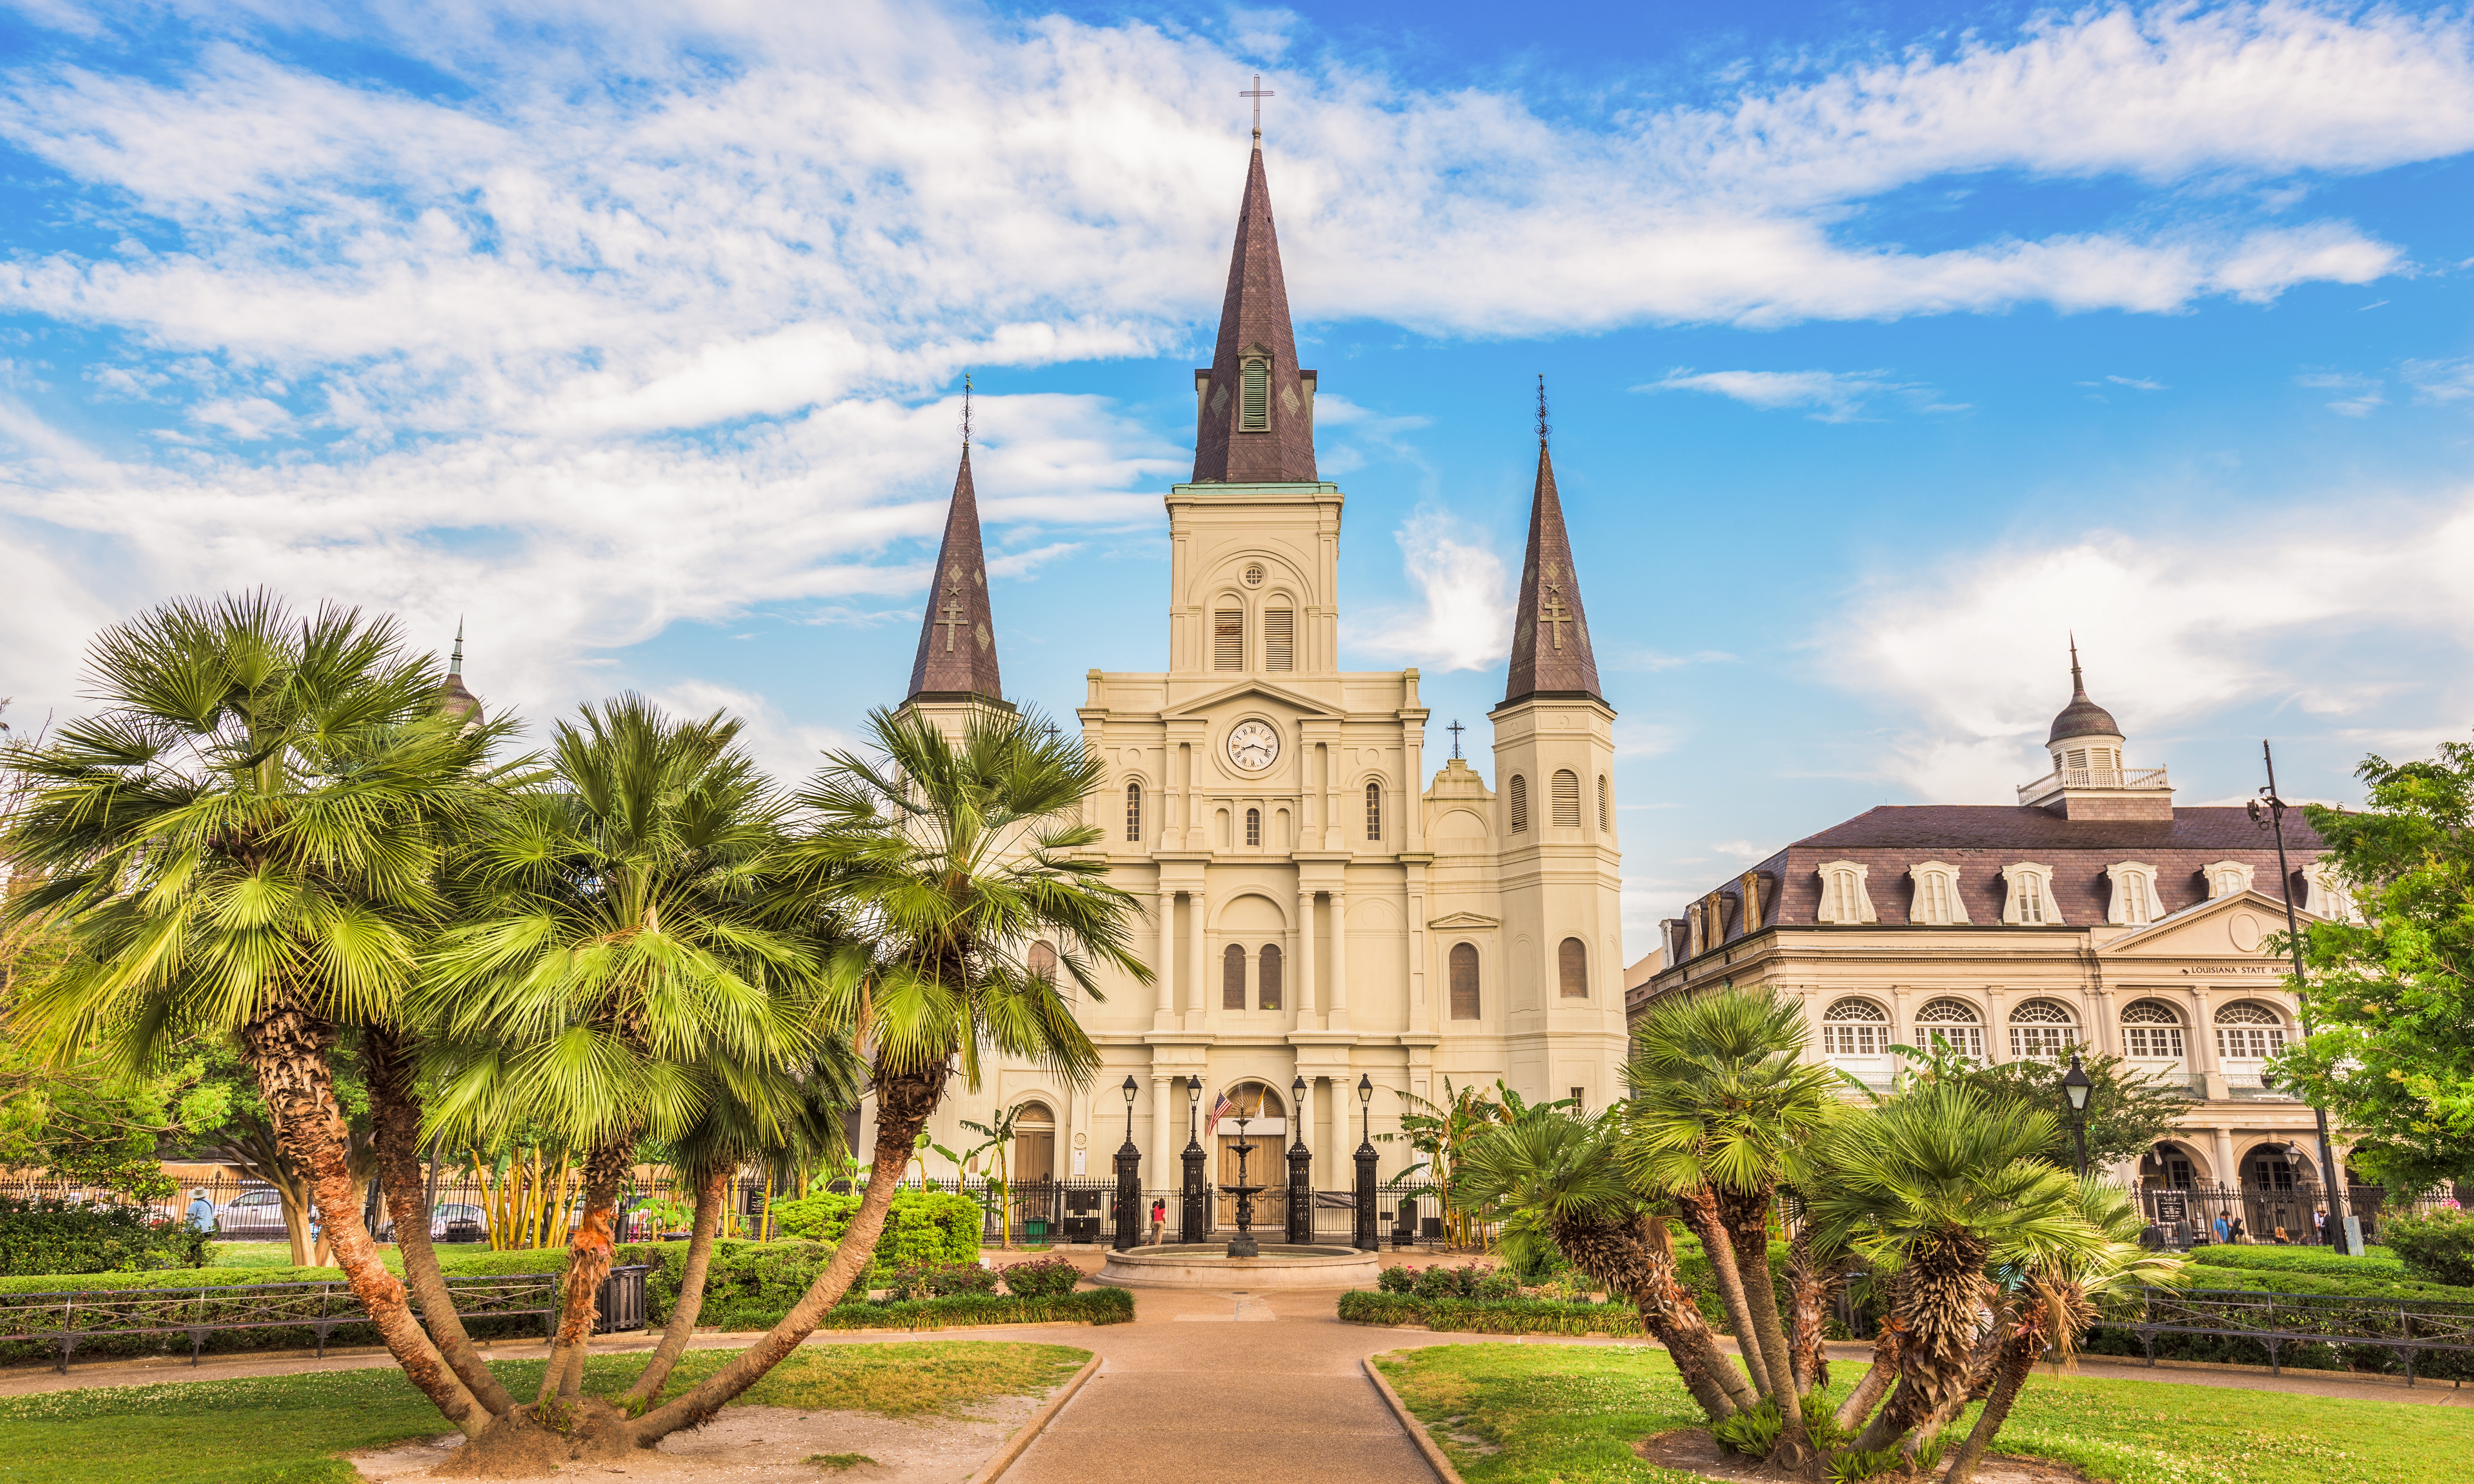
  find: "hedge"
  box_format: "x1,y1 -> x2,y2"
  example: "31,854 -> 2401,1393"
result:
2185,1245 -> 2406,1280
2382,1208 -> 2474,1288
0,1197 -> 212,1277
0,1244 -> 567,1297
1337,1290 -> 1648,1336
766,1189 -> 981,1282
807,1289 -> 1132,1331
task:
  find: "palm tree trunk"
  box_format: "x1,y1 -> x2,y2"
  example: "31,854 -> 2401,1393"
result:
1939,1327 -> 2041,1484
540,1130 -> 635,1405
1547,1210 -> 1751,1419
366,1024 -> 513,1416
629,1063 -> 946,1444
1853,1230 -> 1988,1452
238,998 -> 487,1438
1785,1224 -> 1842,1395
619,1165 -> 731,1405
1912,1297 -> 2030,1465
1677,1187 -> 1773,1399
1719,1188 -> 1816,1476
1835,1323 -> 1901,1434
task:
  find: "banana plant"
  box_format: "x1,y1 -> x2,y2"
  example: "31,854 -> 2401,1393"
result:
961,1103 -> 1032,1247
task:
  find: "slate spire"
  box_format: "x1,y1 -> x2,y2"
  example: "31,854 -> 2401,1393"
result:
1191,138 -> 1317,484
906,383 -> 1005,704
1502,377 -> 1602,704
439,618 -> 481,724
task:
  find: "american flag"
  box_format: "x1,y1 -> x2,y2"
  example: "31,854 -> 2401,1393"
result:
1203,1091 -> 1235,1139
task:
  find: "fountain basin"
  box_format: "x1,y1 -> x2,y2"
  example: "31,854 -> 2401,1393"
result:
1090,1242 -> 1380,1290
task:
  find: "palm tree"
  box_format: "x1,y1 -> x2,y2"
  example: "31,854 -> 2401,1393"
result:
1457,1107 -> 1757,1420
0,593 -> 515,1436
417,697 -> 830,1409
1620,985 -> 1846,1472
1939,1180 -> 2183,1484
625,704 -> 1148,1446
1807,1080 -> 2096,1458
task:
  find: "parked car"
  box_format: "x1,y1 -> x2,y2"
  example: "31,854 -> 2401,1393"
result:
212,1188 -> 290,1239
374,1202 -> 489,1244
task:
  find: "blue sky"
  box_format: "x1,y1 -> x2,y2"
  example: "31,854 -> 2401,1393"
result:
3,1 -> 2471,957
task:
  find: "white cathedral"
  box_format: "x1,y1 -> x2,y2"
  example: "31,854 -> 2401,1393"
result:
880,136 -> 1630,1207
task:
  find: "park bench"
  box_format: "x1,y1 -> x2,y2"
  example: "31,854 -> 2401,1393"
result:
2127,1285 -> 2474,1385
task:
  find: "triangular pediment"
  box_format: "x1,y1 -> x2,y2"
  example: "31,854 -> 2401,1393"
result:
1160,678 -> 1341,720
2102,890 -> 2316,961
1427,911 -> 1500,930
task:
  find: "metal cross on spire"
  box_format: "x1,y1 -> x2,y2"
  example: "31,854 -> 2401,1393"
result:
1242,74 -> 1273,140
961,372 -> 973,451
1536,373 -> 1551,446
1447,719 -> 1465,759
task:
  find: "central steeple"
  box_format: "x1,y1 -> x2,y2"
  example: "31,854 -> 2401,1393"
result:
1191,138 -> 1317,484
905,383 -> 1007,708
1502,378 -> 1602,704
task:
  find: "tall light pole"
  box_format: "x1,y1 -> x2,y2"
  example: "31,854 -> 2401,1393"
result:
1353,1072 -> 1378,1253
2250,740 -> 2355,1255
2059,1052 -> 2093,1178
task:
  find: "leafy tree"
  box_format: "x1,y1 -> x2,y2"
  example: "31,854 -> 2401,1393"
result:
1,593 -> 514,1437
2278,739 -> 2474,1190
1894,1038 -> 2187,1171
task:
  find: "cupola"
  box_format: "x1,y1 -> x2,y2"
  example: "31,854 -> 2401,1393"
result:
2018,642 -> 2172,820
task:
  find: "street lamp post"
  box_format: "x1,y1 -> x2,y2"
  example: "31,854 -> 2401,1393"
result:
1353,1072 -> 1379,1253
2060,1052 -> 2093,1178
1286,1075 -> 1312,1244
2250,740 -> 2356,1255
1112,1075 -> 1141,1252
1180,1075 -> 1206,1244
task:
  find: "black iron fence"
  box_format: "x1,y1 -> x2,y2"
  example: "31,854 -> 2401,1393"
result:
2132,1184 -> 2455,1248
2125,1285 -> 2474,1384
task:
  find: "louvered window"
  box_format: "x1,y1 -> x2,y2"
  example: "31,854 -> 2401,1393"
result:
1557,937 -> 1588,998
1364,782 -> 1381,841
1258,943 -> 1282,1010
1265,608 -> 1294,670
1448,943 -> 1481,1020
1597,775 -> 1609,831
1239,357 -> 1270,431
1550,770 -> 1581,827
1223,943 -> 1246,1010
1245,808 -> 1261,846
1214,609 -> 1243,670
1124,782 -> 1142,842
1508,775 -> 1528,832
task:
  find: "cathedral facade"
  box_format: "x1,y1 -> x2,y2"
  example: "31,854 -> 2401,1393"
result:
891,139 -> 1630,1195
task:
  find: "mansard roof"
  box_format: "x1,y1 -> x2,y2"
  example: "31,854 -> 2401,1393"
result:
1500,437 -> 1602,705
1190,143 -> 1317,484
905,447 -> 1005,703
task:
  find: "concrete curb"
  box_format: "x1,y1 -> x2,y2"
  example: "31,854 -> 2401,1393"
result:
968,1352 -> 1103,1484
1361,1354 -> 1465,1484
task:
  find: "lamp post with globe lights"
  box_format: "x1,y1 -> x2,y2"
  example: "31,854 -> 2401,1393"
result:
1179,1075 -> 1206,1244
1112,1075 -> 1141,1251
1353,1073 -> 1379,1252
2060,1052 -> 2094,1177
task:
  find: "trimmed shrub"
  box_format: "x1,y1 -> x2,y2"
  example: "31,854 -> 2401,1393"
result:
768,1188 -> 981,1279
0,1196 -> 211,1277
1337,1289 -> 1644,1336
1376,1264 -> 1413,1294
814,1288 -> 1132,1331
2382,1208 -> 2474,1288
886,1260 -> 998,1300
2186,1245 -> 2405,1280
1402,1263 -> 1513,1299
997,1256 -> 1079,1298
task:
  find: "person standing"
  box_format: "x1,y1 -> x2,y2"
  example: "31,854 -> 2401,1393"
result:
1147,1197 -> 1166,1246
186,1188 -> 217,1233
2212,1214 -> 2229,1245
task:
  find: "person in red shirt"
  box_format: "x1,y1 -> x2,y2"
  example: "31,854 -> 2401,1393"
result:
1148,1197 -> 1167,1245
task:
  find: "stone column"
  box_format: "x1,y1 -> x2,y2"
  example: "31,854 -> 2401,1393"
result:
1328,888 -> 1350,1031
1155,887 -> 1176,1025
1152,1073 -> 1174,1201
1296,888 -> 1318,1017
1189,890 -> 1208,1024
2211,1127 -> 2239,1191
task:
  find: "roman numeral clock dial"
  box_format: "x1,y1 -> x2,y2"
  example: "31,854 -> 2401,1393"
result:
1227,721 -> 1279,772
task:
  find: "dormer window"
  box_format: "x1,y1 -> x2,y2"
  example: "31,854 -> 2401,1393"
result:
2001,863 -> 2057,925
1907,861 -> 1969,925
2303,858 -> 2357,922
1816,860 -> 1877,925
2105,862 -> 2163,925
1239,355 -> 1270,431
2203,860 -> 2255,899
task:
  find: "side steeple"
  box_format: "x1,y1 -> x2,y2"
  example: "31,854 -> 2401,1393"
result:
1191,120 -> 1317,484
1502,378 -> 1602,704
439,618 -> 482,724
905,382 -> 1007,707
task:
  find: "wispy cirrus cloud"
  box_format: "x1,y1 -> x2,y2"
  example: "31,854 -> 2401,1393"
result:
1634,368 -> 1959,423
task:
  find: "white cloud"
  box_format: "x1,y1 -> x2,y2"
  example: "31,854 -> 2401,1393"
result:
1637,368 -> 1948,423
1823,495 -> 2474,801
2107,374 -> 2169,391
1353,507 -> 1512,672
2297,371 -> 2385,417
2404,357 -> 2474,404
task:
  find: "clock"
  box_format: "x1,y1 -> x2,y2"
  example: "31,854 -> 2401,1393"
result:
1227,720 -> 1280,772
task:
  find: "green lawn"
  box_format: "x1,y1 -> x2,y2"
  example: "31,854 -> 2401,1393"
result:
1374,1343 -> 2462,1484
0,1340 -> 1089,1484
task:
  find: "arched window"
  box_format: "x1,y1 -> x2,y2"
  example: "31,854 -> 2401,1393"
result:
1912,998 -> 1984,1059
1551,770 -> 1582,827
2007,998 -> 2080,1059
1245,807 -> 1261,847
1265,607 -> 1294,670
2120,1000 -> 2187,1060
1028,940 -> 1057,984
1258,943 -> 1282,1010
1508,775 -> 1529,832
1597,775 -> 1609,831
2213,1002 -> 2288,1061
1449,943 -> 1481,1020
1239,355 -> 1270,432
2001,863 -> 2055,925
1365,782 -> 1381,841
1821,998 -> 1890,1057
1125,782 -> 1142,842
1557,937 -> 1588,998
1222,943 -> 1247,1010
2107,862 -> 2161,925
1214,608 -> 1244,670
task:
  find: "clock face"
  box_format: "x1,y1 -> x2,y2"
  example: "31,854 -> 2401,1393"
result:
1227,720 -> 1280,772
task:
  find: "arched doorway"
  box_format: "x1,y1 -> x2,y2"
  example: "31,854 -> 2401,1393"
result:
1213,1081 -> 1287,1232
1011,1101 -> 1056,1186
2239,1140 -> 2322,1244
